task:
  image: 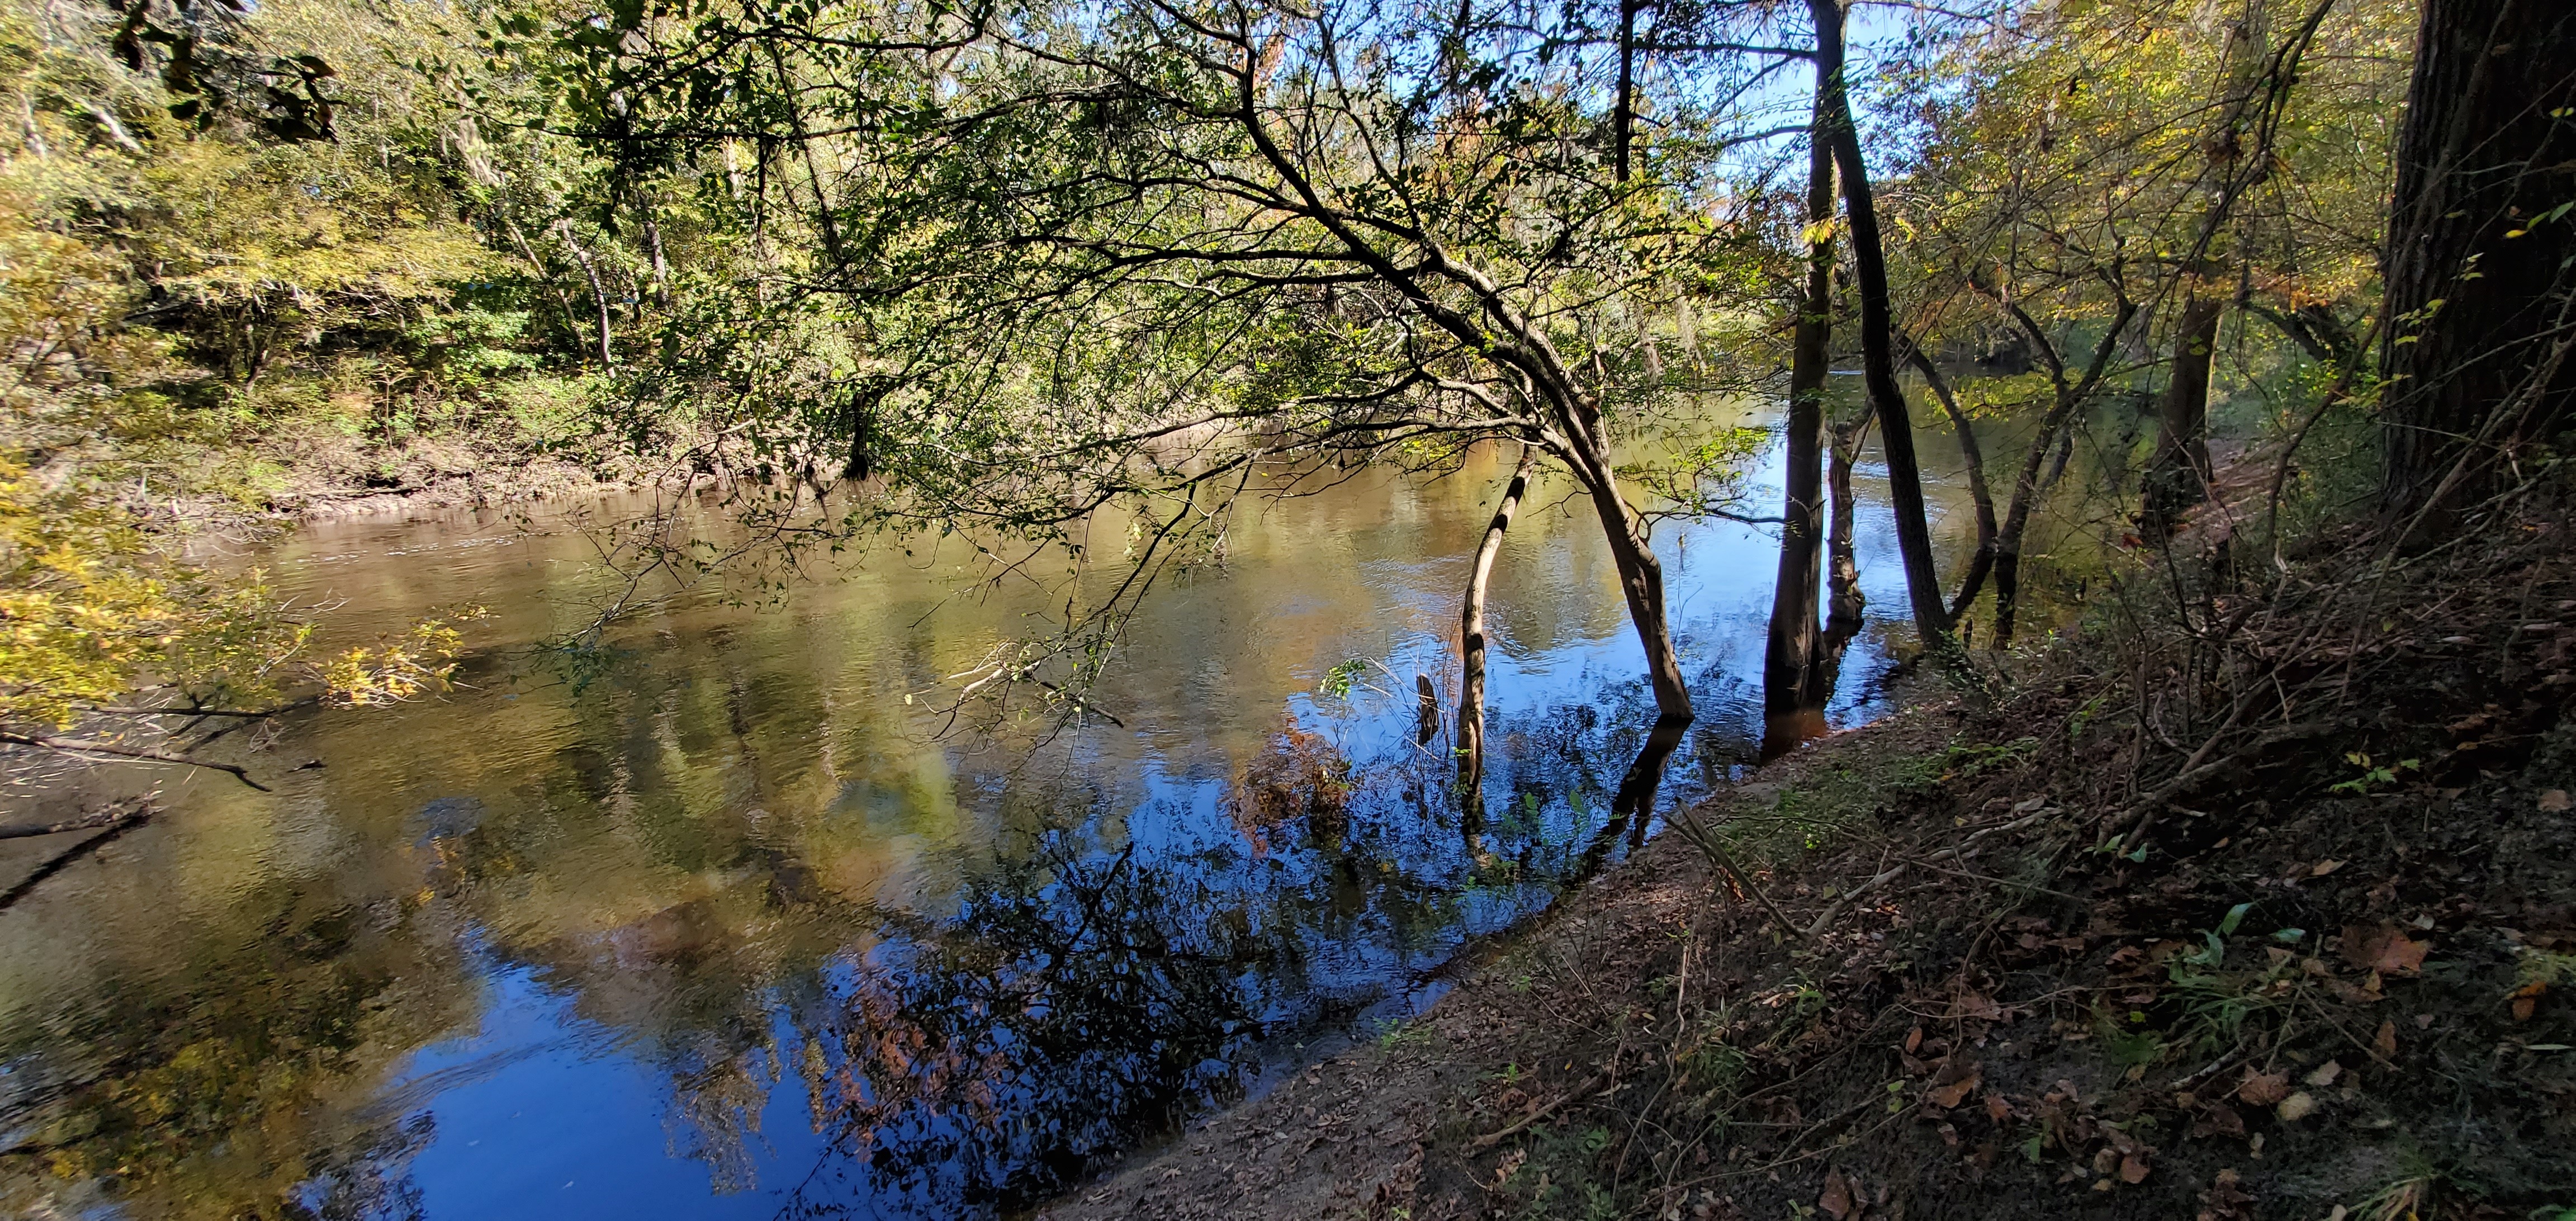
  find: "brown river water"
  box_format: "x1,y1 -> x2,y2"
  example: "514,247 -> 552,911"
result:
0,404 -> 2025,1219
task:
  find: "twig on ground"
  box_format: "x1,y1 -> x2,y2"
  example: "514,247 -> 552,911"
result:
1470,1071 -> 1608,1149
1803,810 -> 2050,939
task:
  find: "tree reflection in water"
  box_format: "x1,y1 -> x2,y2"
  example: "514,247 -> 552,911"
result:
780,835 -> 1254,1217
4,677 -> 1758,1220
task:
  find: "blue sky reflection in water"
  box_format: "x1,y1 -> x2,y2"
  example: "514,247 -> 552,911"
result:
0,406 -> 1986,1220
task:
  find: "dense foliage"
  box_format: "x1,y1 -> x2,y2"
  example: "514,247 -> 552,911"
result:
1,0 -> 2566,789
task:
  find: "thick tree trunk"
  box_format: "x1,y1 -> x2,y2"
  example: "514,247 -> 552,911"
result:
1810,0 -> 1949,643
1774,413 -> 1863,755
2379,0 -> 2576,532
1459,445 -> 1537,794
1765,106 -> 1836,745
2143,290 -> 2223,529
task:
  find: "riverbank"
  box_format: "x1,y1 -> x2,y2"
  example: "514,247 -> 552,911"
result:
1041,514 -> 2576,1220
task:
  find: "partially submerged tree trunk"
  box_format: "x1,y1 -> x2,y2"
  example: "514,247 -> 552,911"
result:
1982,291 -> 2139,646
1459,446 -> 1538,796
1809,0 -> 1949,645
1585,474 -> 1693,717
1764,101 -> 1838,749
1825,417 -> 1867,652
1764,412 -> 1866,758
2378,0 -> 2576,534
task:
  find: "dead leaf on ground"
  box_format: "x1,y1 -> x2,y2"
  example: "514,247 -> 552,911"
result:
1819,1168 -> 1855,1220
1925,1060 -> 1982,1110
2310,859 -> 2347,877
2120,1153 -> 2151,1184
2276,1092 -> 2317,1122
2236,1072 -> 2290,1108
2189,1101 -> 2246,1139
2341,924 -> 2431,975
2197,1167 -> 2254,1220
2512,981 -> 2547,1021
2374,1020 -> 2399,1057
1949,991 -> 2004,1021
2305,1060 -> 2343,1087
2541,789 -> 2572,812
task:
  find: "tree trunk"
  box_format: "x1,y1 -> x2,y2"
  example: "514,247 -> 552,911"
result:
1826,417 -> 1867,651
552,219 -> 615,368
2378,0 -> 2576,533
2143,290 -> 2223,529
1906,344 -> 1997,621
500,212 -> 582,352
1990,297 -> 2139,645
1584,466 -> 1693,719
1810,0 -> 1949,643
1459,446 -> 1537,794
1614,0 -> 1641,183
1765,103 -> 1836,745
642,208 -> 674,311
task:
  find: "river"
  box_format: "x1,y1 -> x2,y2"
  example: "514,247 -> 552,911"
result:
0,401 -> 2011,1219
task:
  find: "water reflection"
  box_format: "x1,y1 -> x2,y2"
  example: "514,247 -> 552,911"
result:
1,405 -> 1990,1219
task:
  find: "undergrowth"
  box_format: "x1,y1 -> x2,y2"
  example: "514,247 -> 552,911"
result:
1423,474 -> 2576,1220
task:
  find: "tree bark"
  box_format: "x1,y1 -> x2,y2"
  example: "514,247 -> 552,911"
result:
1614,0 -> 1641,183
1809,0 -> 1949,643
641,207 -> 674,311
2378,0 -> 2576,533
1585,469 -> 1693,718
1765,101 -> 1836,741
1459,445 -> 1537,794
2143,289 -> 2223,528
552,219 -> 615,368
1905,343 -> 1997,622
1988,295 -> 2139,645
1825,417 -> 1865,652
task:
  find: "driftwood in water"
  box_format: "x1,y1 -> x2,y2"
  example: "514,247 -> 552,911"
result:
0,800 -> 157,912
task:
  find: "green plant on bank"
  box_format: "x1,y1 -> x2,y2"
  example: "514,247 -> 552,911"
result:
2330,753 -> 2423,796
1375,1019 -> 1432,1052
1493,1119 -> 1627,1221
2072,901 -> 2317,1081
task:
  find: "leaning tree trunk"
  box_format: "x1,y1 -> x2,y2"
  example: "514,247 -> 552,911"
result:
1585,471 -> 1693,718
2379,0 -> 2576,534
1810,0 -> 1950,644
1459,445 -> 1538,796
1765,100 -> 1838,743
1906,345 -> 1998,622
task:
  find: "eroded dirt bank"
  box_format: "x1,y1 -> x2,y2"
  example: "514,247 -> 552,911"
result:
1041,527 -> 2576,1220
